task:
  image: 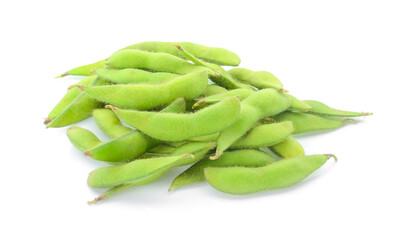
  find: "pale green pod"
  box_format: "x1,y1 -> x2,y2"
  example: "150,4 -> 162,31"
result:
95,68 -> 178,84
46,77 -> 107,128
148,145 -> 176,154
228,68 -> 284,91
203,85 -> 228,96
107,49 -> 205,74
56,60 -> 106,78
66,126 -> 102,151
270,136 -> 305,158
45,76 -> 97,124
93,109 -> 133,139
113,97 -> 241,141
213,89 -> 291,158
230,121 -> 294,149
286,94 -> 312,112
170,141 -> 217,166
303,100 -> 372,117
169,150 -> 274,191
192,89 -> 255,109
85,70 -> 208,109
273,112 -> 356,134
87,155 -> 193,188
205,154 -> 336,195
189,133 -> 220,142
122,41 -> 241,66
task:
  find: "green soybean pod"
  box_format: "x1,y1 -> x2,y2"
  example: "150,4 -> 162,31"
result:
169,150 -> 274,191
112,97 -> 241,141
170,141 -> 217,166
66,126 -> 102,151
286,94 -> 312,112
93,109 -> 133,139
192,88 -> 255,109
87,155 -> 193,188
106,49 -> 206,74
95,68 -> 179,84
188,133 -> 220,142
56,60 -> 106,78
148,145 -> 176,154
228,68 -> 284,91
230,121 -> 294,149
46,77 -> 107,128
84,70 -> 208,109
203,85 -> 228,96
45,76 -> 97,124
303,100 -> 373,117
123,41 -> 241,66
270,136 -> 305,158
273,112 -> 356,134
205,154 -> 336,195
213,89 -> 290,158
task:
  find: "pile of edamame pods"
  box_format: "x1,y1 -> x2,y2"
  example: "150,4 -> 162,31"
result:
46,41 -> 372,204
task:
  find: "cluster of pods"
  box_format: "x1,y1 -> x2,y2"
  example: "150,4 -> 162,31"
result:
46,41 -> 372,204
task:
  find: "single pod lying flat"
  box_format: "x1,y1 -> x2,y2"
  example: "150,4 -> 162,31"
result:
84,70 -> 208,110
228,68 -> 284,91
303,100 -> 372,117
112,97 -> 241,141
204,154 -> 336,195
95,68 -> 178,85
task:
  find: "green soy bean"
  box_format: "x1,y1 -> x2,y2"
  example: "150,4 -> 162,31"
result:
228,68 -> 284,91
170,141 -> 217,166
303,100 -> 372,117
286,94 -> 312,112
87,155 -> 193,188
85,70 -> 208,109
192,89 -> 255,109
56,60 -> 106,78
95,68 -> 178,84
169,150 -> 274,191
112,97 -> 241,141
213,89 -> 290,158
230,121 -> 294,149
93,109 -> 133,139
148,145 -> 176,154
270,136 -> 305,158
67,126 -> 102,151
107,49 -> 206,74
46,76 -> 106,128
203,85 -> 228,96
204,154 -> 336,195
273,112 -> 356,134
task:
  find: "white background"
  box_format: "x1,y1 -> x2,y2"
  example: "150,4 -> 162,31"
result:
1,0 -> 415,239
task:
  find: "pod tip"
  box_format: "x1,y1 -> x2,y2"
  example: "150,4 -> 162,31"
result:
43,118 -> 52,125
55,72 -> 68,78
362,112 -> 373,116
279,88 -> 289,93
325,154 -> 338,161
343,119 -> 357,125
209,152 -> 222,160
87,195 -> 105,205
83,150 -> 91,157
105,105 -> 119,110
192,100 -> 206,109
182,153 -> 195,159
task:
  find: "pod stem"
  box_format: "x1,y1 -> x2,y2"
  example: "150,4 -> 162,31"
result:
88,194 -> 106,205
325,154 -> 338,161
43,118 -> 52,125
362,112 -> 373,116
105,105 -> 120,110
279,88 -> 289,93
209,152 -> 222,160
343,119 -> 357,125
192,100 -> 206,109
55,72 -> 68,78
83,150 -> 91,157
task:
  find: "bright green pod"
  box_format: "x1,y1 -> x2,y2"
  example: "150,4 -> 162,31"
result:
170,141 -> 217,166
230,121 -> 294,149
93,109 -> 133,139
169,150 -> 274,191
122,41 -> 241,66
205,154 -> 336,195
84,70 -> 208,109
159,97 -> 187,113
45,76 -> 97,124
270,136 -> 305,158
56,60 -> 106,78
192,89 -> 255,109
189,133 -> 220,142
148,145 -> 176,154
213,89 -> 291,158
286,94 -> 312,112
107,49 -> 205,74
273,112 -> 356,134
87,155 -> 193,188
113,97 -> 241,141
46,77 -> 106,128
203,85 -> 228,96
303,100 -> 372,117
95,68 -> 178,84
66,126 -> 102,151
228,68 -> 284,91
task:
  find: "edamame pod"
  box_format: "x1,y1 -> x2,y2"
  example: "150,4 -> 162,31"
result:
230,121 -> 294,149
273,112 -> 356,134
169,150 -> 274,191
303,100 -> 372,117
56,60 -> 106,78
95,68 -> 178,84
192,89 -> 255,109
93,109 -> 133,139
67,126 -> 102,151
107,49 -> 205,74
204,154 -> 336,195
228,68 -> 284,91
203,84 -> 228,96
213,89 -> 290,158
112,97 -> 241,141
170,141 -> 217,166
270,136 -> 305,158
286,94 -> 312,112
